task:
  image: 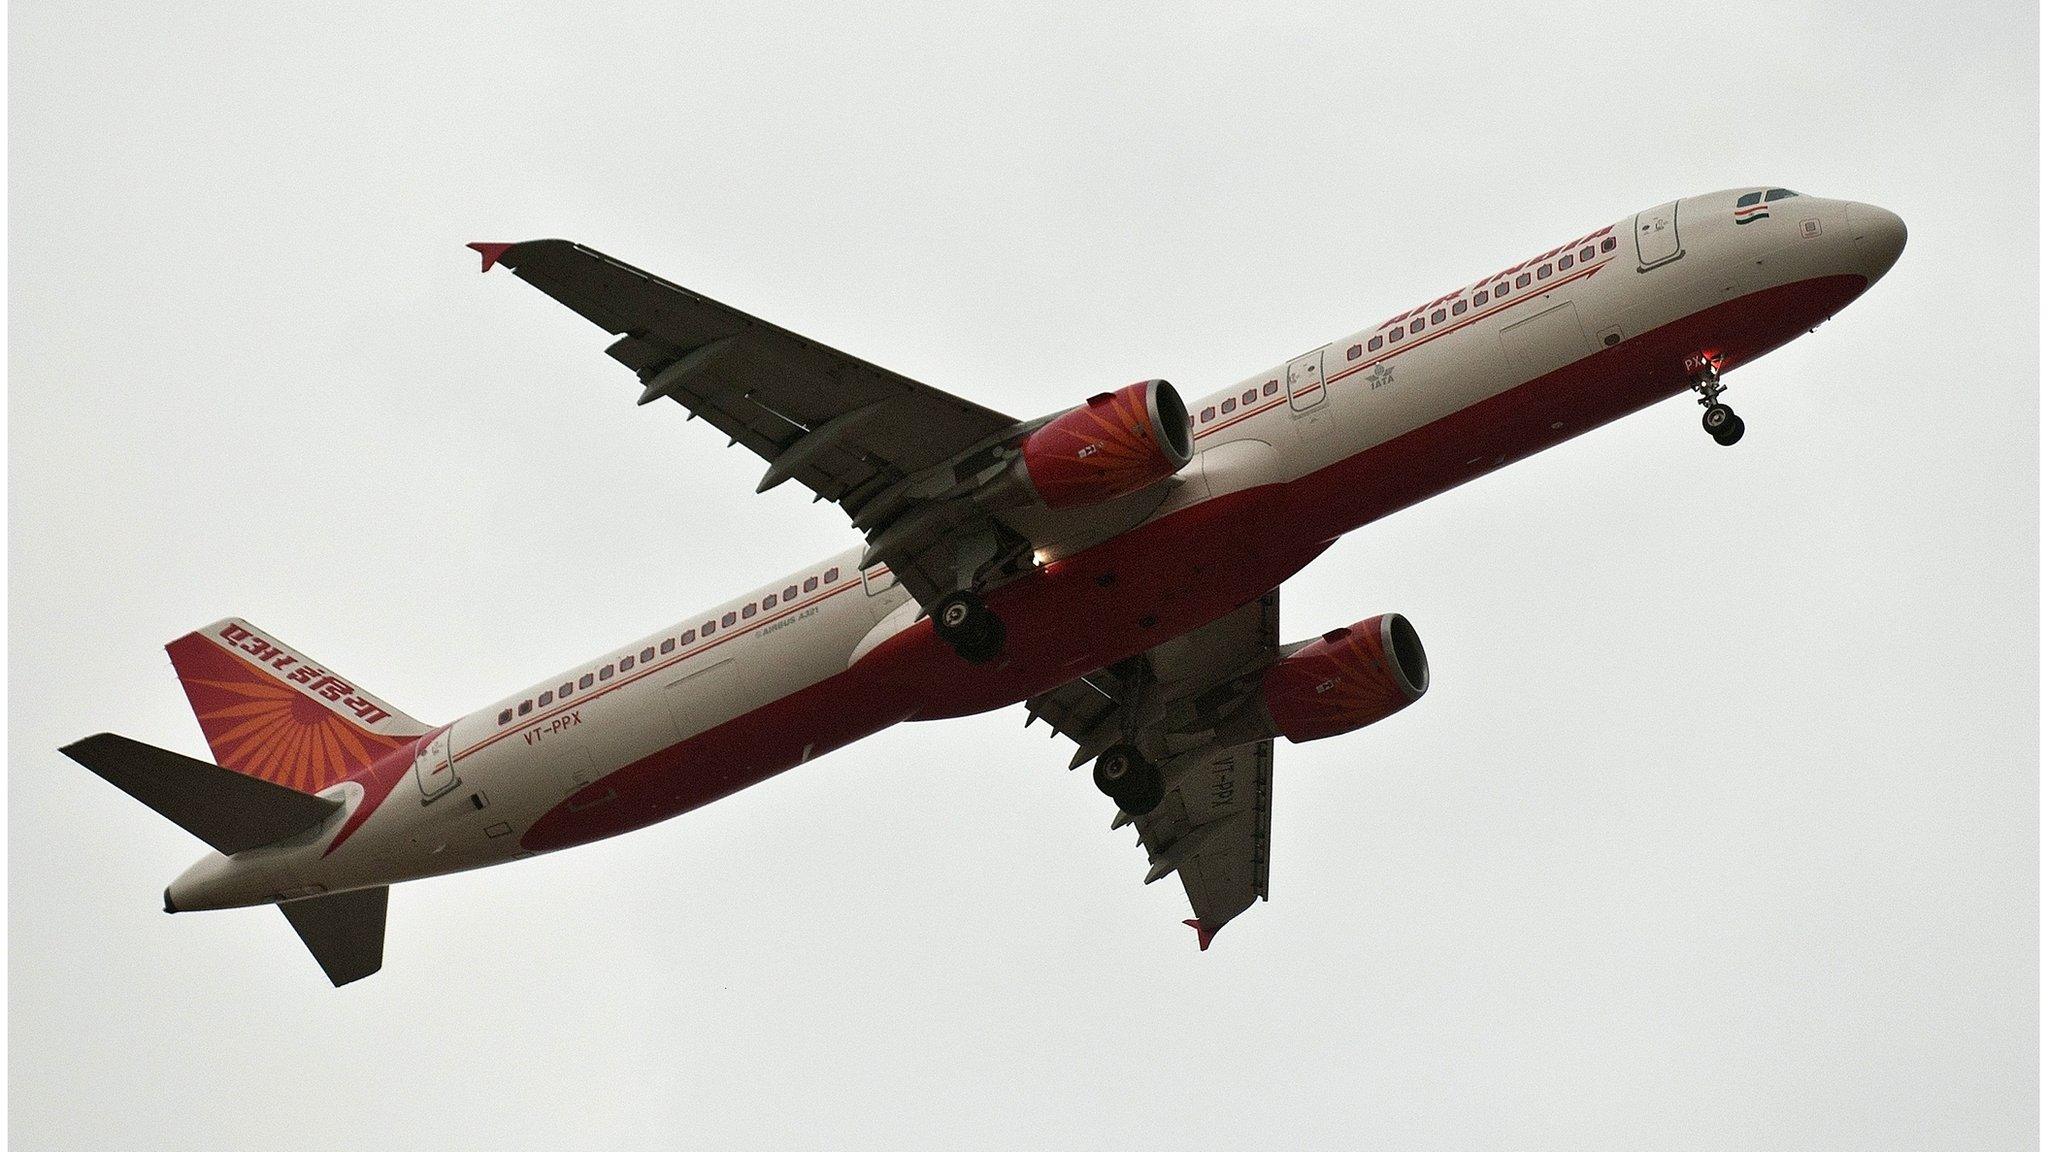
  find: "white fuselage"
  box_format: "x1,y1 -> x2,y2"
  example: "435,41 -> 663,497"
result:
169,190 -> 1906,911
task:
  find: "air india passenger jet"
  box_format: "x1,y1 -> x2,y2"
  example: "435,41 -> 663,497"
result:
65,189 -> 1905,984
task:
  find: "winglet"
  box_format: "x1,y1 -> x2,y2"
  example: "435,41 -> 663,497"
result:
467,242 -> 514,273
1184,918 -> 1220,951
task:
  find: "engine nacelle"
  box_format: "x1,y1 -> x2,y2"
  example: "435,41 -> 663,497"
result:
1259,614 -> 1429,743
1017,379 -> 1192,510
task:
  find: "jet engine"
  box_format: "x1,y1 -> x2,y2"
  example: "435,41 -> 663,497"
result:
1258,614 -> 1430,743
1015,379 -> 1192,509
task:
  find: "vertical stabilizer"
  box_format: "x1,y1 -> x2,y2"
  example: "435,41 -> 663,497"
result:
166,618 -> 430,793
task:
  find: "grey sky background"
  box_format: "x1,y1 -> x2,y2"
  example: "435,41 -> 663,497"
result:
9,2 -> 2037,1148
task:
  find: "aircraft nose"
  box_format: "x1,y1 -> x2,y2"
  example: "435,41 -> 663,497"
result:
1845,202 -> 1907,281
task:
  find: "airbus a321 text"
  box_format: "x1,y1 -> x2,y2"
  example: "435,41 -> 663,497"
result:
66,189 -> 1905,984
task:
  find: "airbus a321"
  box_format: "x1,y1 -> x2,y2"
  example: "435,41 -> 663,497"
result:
65,189 -> 1905,984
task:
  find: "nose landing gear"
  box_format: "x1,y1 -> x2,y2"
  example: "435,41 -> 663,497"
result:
1689,356 -> 1744,446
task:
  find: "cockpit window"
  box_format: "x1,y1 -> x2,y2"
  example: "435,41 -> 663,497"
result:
1764,188 -> 1801,201
1736,191 -> 1763,207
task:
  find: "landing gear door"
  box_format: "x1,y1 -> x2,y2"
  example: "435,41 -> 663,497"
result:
1286,349 -> 1327,412
1634,201 -> 1683,270
412,728 -> 459,803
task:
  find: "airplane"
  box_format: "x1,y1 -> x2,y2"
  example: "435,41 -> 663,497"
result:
63,188 -> 1906,985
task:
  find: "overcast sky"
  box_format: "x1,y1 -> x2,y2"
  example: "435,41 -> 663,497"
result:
9,2 -> 2037,1148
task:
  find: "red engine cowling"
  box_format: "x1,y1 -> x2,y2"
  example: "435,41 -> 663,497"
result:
1259,614 -> 1430,743
1018,379 -> 1192,509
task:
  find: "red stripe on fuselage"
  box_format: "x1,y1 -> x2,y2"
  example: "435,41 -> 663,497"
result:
455,577 -> 865,764
1191,257 -> 1612,443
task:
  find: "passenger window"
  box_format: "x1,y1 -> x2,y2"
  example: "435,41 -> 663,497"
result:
639,647 -> 654,662
1346,345 -> 1361,361
1737,191 -> 1763,207
1388,327 -> 1403,342
579,673 -> 594,689
498,709 -> 513,726
1558,254 -> 1573,270
1430,308 -> 1446,324
1263,380 -> 1279,395
1220,398 -> 1237,414
660,638 -> 675,655
518,700 -> 533,716
1601,237 -> 1617,252
722,612 -> 737,626
702,620 -> 716,636
742,604 -> 756,619
1537,264 -> 1552,279
538,690 -> 554,707
599,665 -> 614,681
1516,273 -> 1531,288
1494,281 -> 1509,296
804,577 -> 818,592
1475,290 -> 1489,305
1452,300 -> 1467,315
784,585 -> 798,600
559,682 -> 573,697
1200,407 -> 1215,421
1408,318 -> 1423,334
681,629 -> 696,644
1241,389 -> 1256,405
824,567 -> 840,583
762,594 -> 777,609
619,655 -> 635,671
1579,245 -> 1595,261
1368,335 -> 1383,351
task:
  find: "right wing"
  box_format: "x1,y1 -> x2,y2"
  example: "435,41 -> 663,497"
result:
473,240 -> 1033,605
1026,591 -> 1281,946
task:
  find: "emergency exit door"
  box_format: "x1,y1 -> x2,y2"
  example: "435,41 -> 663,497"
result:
412,728 -> 458,803
1286,349 -> 1327,411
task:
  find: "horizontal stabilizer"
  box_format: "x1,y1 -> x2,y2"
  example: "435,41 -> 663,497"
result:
60,733 -> 341,856
278,887 -> 388,987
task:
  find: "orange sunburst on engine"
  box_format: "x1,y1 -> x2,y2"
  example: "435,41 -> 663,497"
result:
1260,615 -> 1430,743
1020,380 -> 1190,508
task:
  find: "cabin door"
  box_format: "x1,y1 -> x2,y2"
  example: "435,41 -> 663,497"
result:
1634,201 -> 1683,269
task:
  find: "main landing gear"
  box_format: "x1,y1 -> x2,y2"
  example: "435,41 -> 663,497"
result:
931,589 -> 1005,664
1688,356 -> 1744,446
1092,743 -> 1165,817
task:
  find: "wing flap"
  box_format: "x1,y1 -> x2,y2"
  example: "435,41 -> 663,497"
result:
478,238 -> 1027,606
1028,593 -> 1280,943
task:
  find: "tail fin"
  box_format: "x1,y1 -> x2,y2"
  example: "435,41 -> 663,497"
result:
59,733 -> 342,855
166,618 -> 430,794
279,887 -> 388,987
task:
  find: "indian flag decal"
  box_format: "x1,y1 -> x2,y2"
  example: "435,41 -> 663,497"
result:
1734,192 -> 1770,225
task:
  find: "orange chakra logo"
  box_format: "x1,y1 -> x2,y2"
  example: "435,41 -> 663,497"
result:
188,672 -> 408,792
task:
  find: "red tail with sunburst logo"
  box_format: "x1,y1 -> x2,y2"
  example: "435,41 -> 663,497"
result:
166,619 -> 433,794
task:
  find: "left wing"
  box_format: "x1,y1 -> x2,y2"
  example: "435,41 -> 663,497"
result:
472,239 -> 1030,604
1026,591 -> 1281,947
